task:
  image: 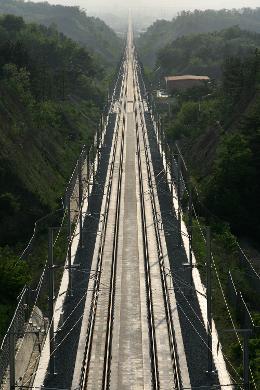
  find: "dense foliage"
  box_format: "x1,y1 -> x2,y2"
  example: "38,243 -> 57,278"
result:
0,14 -> 112,336
157,27 -> 260,79
152,29 -> 260,383
164,51 -> 260,239
0,0 -> 122,64
138,8 -> 260,66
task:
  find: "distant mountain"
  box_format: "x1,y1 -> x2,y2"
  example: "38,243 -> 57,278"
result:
137,8 -> 260,66
92,12 -> 128,35
0,0 -> 122,64
93,9 -> 174,36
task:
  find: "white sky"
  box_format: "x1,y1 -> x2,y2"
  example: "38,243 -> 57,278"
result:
27,0 -> 260,12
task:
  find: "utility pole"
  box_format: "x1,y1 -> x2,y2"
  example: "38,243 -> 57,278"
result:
67,193 -> 72,297
100,113 -> 104,144
170,149 -> 174,198
165,142 -> 168,183
92,140 -> 95,184
78,154 -> 83,250
224,329 -> 252,389
157,114 -> 160,151
96,123 -> 100,166
206,226 -> 213,373
188,184 -> 193,285
87,149 -> 90,199
160,117 -> 164,155
9,330 -> 15,390
243,330 -> 250,390
48,228 -> 56,375
177,152 -> 182,247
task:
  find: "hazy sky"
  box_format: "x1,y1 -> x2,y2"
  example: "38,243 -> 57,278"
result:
29,0 -> 260,12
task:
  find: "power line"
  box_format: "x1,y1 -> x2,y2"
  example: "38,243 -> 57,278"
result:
147,95 -> 259,388
176,301 -> 243,388
174,278 -> 207,330
236,242 -> 260,280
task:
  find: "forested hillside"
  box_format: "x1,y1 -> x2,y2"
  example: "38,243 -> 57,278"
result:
157,27 -> 260,79
141,17 -> 260,240
138,8 -> 260,66
152,40 -> 260,384
0,0 -> 122,64
0,14 -> 109,334
160,51 -> 260,240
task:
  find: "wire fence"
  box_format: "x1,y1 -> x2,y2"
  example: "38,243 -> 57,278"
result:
135,59 -> 259,388
0,57 -> 124,388
0,287 -> 29,384
159,117 -> 258,388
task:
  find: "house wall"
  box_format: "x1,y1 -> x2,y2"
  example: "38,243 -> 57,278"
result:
166,79 -> 206,92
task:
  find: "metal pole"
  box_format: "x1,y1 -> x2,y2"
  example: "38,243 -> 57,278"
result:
156,113 -> 159,141
224,328 -> 251,387
48,228 -> 55,375
92,140 -> 95,183
188,185 -> 193,284
157,115 -> 160,149
9,330 -> 15,390
165,143 -> 168,183
171,149 -> 174,197
78,155 -> 83,249
177,153 -> 182,247
100,113 -> 103,143
87,149 -> 90,199
160,118 -> 163,155
206,226 -> 213,373
243,332 -> 250,390
96,124 -> 100,166
163,121 -> 166,157
68,196 -> 72,297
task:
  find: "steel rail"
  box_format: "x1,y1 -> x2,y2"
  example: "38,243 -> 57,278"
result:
134,59 -> 183,390
78,60 -> 127,390
102,102 -> 125,390
135,96 -> 160,390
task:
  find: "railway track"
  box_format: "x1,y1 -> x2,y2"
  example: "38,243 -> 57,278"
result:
133,58 -> 182,390
78,53 -> 127,390
77,20 -> 183,390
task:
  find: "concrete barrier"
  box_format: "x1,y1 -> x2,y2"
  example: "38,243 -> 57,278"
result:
2,307 -> 47,390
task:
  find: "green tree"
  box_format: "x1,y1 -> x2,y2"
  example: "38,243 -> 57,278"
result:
0,247 -> 30,303
204,133 -> 255,233
1,14 -> 25,33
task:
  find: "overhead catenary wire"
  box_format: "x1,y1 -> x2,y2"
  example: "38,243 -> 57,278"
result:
20,72 -> 121,390
169,274 -> 245,387
174,279 -> 207,330
137,58 -> 260,388
235,242 -> 260,280
78,53 -> 128,390
21,310 -> 85,387
0,46 -> 126,390
151,98 -> 258,389
176,300 -> 243,388
187,176 -> 257,390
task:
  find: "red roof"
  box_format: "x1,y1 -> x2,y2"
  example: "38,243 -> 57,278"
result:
165,75 -> 210,81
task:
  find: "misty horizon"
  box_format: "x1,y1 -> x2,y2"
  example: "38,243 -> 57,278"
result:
26,0 -> 260,14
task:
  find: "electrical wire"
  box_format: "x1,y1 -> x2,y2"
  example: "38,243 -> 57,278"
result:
21,287 -> 89,386
176,300 -> 243,388
235,242 -> 260,280
155,115 -> 258,390
175,279 -> 207,330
